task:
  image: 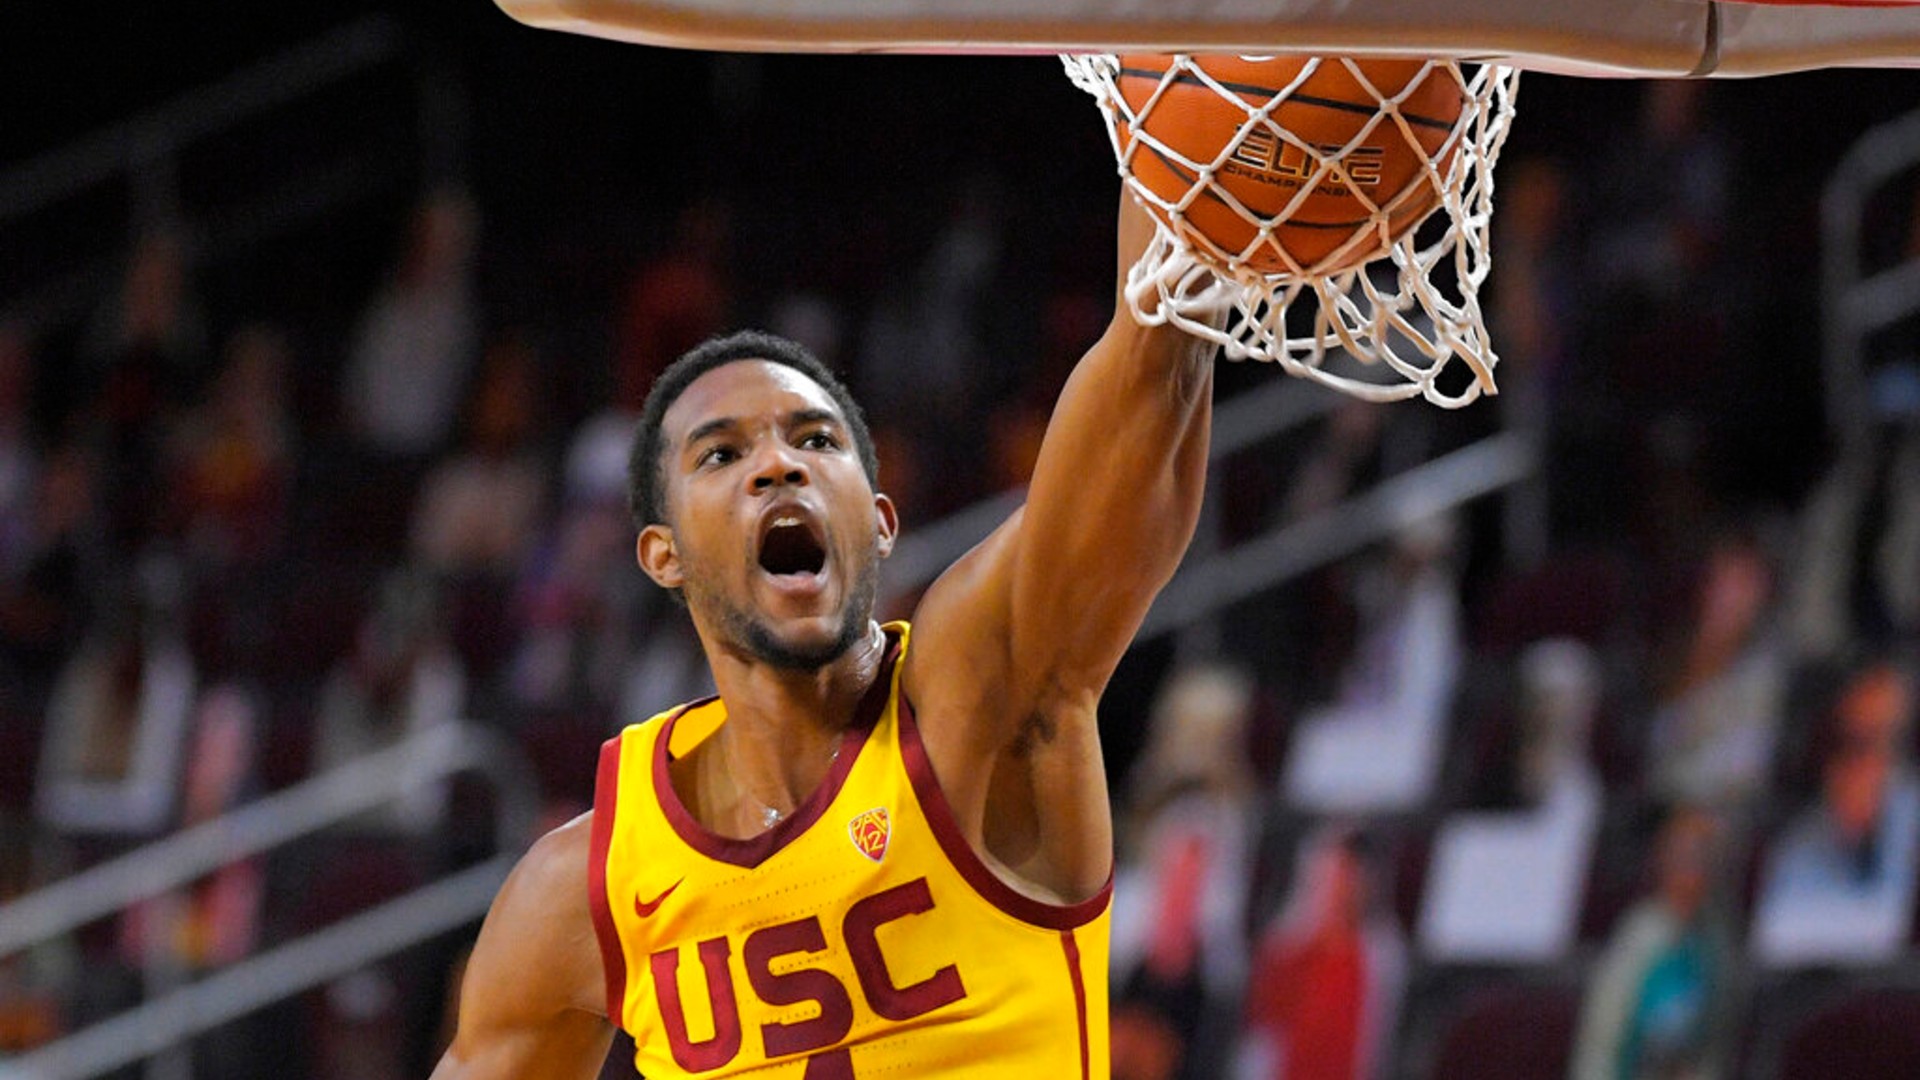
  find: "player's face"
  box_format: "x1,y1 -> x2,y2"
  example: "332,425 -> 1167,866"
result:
642,360 -> 896,671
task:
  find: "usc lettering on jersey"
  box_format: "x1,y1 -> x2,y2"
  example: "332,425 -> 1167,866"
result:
589,622 -> 1111,1078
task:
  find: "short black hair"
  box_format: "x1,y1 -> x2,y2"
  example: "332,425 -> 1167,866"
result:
627,329 -> 878,530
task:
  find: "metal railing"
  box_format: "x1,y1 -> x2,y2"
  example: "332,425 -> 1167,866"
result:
0,17 -> 405,224
0,723 -> 538,1080
0,15 -> 431,337
884,370 -> 1536,642
881,373 -> 1345,603
1140,430 -> 1536,641
1821,104 -> 1920,443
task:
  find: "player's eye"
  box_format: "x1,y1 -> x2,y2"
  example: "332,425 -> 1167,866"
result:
799,430 -> 839,451
698,445 -> 738,467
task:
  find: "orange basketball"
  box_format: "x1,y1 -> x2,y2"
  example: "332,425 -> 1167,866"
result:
1115,55 -> 1466,275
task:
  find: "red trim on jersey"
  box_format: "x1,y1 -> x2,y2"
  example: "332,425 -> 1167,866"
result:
897,693 -> 1113,931
588,735 -> 628,1023
653,631 -> 899,868
1060,929 -> 1091,1080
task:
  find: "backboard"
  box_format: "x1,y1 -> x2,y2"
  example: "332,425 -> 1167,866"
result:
492,0 -> 1920,76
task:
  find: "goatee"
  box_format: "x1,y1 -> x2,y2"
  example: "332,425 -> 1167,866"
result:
701,543 -> 882,672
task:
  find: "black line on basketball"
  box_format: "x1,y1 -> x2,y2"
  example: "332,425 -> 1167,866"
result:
1115,67 -> 1457,133
1277,217 -> 1375,229
1141,143 -> 1199,187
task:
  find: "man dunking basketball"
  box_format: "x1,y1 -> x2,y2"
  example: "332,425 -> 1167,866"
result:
432,191 -> 1215,1078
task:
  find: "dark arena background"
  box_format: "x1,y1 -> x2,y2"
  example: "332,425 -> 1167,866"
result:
3,2 -> 1920,1078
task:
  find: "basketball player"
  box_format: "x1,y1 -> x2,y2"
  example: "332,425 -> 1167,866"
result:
432,190 -> 1216,1078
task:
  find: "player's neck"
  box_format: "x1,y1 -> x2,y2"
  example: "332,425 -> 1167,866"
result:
696,621 -> 888,826
703,619 -> 888,724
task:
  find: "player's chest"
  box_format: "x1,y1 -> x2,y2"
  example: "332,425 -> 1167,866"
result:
621,812 -> 983,1072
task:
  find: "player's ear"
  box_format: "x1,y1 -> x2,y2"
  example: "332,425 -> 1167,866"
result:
873,493 -> 899,559
637,524 -> 684,589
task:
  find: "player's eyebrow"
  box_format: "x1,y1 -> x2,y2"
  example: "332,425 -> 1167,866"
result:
788,408 -> 841,430
684,408 -> 839,452
683,416 -> 740,450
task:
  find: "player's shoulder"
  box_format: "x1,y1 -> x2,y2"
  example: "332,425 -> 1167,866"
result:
455,812 -> 609,1033
499,812 -> 594,921
901,520 -> 1024,691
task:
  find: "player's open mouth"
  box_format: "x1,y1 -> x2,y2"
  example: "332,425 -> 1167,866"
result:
757,511 -> 828,584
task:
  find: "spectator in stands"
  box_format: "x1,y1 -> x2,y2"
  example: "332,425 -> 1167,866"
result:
505,406 -> 644,714
1783,174 -> 1920,658
169,322 -> 296,570
34,556 -> 195,836
1571,806 -> 1736,1080
1587,82 -> 1730,332
1490,157 -> 1574,560
1582,80 -> 1734,420
1575,82 -> 1747,558
1784,380 -> 1920,661
861,177 -> 1003,418
0,820 -> 77,1054
1419,638 -> 1603,963
409,336 -> 550,578
312,569 -> 465,835
340,186 -> 481,460
307,937 -> 421,1080
77,223 -> 211,407
0,445 -> 100,698
116,685 -> 264,972
859,421 -> 928,554
766,291 -> 847,374
980,286 -> 1104,500
1278,400 -> 1387,527
858,177 -> 1010,514
1283,514 -> 1463,814
78,225 -> 212,555
1492,158 -> 1575,394
1236,827 -> 1406,1080
616,608 -> 714,729
0,325 -> 39,578
1752,660 -> 1920,967
1644,529 -> 1786,810
612,198 -> 732,415
1111,664 -> 1262,1080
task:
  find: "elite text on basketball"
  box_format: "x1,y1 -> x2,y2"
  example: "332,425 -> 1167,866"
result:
1227,129 -> 1386,194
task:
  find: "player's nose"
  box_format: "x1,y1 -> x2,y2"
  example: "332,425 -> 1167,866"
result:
748,441 -> 809,493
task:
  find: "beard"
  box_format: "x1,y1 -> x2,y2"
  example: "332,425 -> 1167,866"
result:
691,537 -> 882,672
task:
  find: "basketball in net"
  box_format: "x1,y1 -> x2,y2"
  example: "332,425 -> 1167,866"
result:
1115,55 -> 1467,276
1065,53 -> 1521,407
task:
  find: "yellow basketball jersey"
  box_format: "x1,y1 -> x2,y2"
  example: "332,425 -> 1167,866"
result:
589,622 -> 1111,1079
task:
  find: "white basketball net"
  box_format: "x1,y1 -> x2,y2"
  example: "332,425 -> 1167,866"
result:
1062,55 -> 1521,407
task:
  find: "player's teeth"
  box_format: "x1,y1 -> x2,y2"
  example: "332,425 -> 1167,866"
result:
774,516 -> 799,527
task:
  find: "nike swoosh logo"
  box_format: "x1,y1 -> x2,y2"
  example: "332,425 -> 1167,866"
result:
634,878 -> 685,919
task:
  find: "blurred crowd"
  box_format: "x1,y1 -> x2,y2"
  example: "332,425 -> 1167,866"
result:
0,41 -> 1918,1080
1106,81 -> 1920,1080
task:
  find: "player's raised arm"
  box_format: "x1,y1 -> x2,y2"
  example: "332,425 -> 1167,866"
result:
915,189 -> 1215,704
432,815 -> 614,1080
903,189 -> 1217,898
999,190 -> 1216,695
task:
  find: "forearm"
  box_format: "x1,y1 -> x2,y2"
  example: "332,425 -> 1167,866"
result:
1007,313 -> 1214,681
1060,316 -> 1215,553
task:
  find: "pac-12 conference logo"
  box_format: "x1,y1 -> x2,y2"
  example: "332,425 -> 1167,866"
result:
848,808 -> 890,862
